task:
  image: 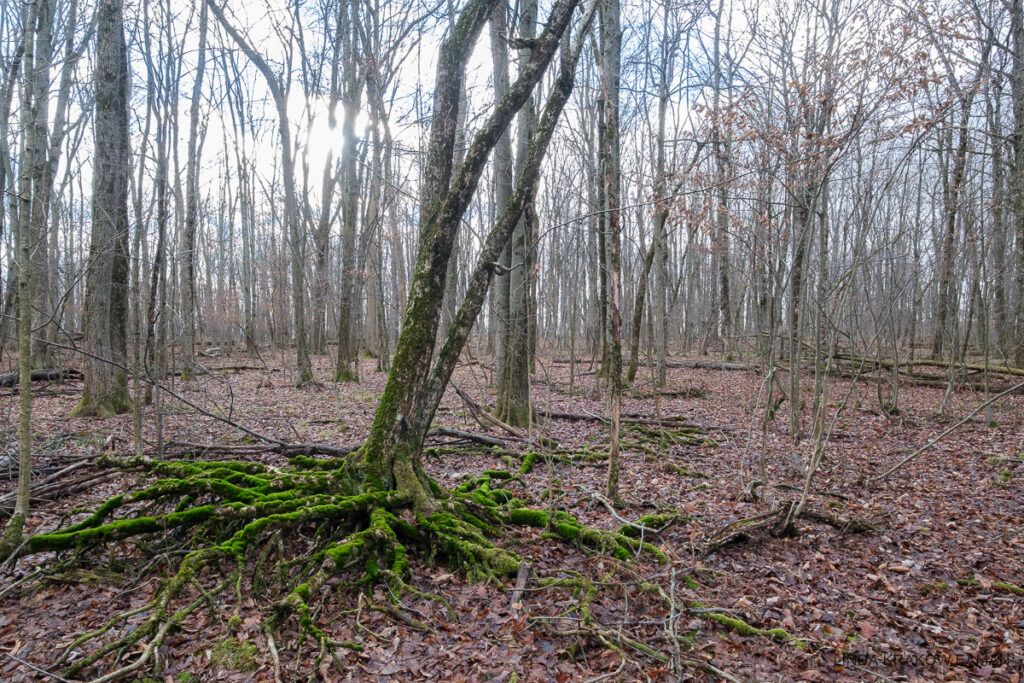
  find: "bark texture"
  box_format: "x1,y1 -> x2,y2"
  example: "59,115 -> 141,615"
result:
72,0 -> 132,418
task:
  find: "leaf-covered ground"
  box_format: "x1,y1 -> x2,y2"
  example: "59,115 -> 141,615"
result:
0,354 -> 1021,681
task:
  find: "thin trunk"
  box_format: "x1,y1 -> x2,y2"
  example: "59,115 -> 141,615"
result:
600,0 -> 623,499
181,1 -> 208,380
335,0 -> 362,380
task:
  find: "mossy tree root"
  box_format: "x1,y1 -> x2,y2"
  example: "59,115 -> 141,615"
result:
624,423 -> 715,448
23,458 -> 666,680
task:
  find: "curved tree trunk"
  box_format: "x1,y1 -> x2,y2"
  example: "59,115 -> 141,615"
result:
208,0 -> 312,385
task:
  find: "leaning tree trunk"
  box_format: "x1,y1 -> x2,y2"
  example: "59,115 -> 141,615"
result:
350,0 -> 581,509
71,0 -> 132,418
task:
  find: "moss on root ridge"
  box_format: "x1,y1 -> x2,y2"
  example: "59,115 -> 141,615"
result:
20,456 -> 668,680
0,514 -> 25,561
209,638 -> 259,672
703,611 -> 793,642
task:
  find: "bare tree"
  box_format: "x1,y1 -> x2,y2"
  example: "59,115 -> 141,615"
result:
207,0 -> 314,384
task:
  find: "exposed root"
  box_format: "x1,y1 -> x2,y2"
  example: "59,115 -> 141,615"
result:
625,423 -> 715,448
14,453 -> 669,681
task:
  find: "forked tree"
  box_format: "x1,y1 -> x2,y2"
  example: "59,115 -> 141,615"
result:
0,4 -> 668,681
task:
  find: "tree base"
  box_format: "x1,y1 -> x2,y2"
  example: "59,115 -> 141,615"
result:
492,402 -> 537,429
334,368 -> 358,383
68,389 -> 133,418
0,514 -> 24,561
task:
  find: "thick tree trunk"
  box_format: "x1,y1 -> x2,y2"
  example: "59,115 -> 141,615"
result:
1013,0 -> 1024,367
491,3 -> 513,388
932,100 -> 970,360
788,197 -> 811,442
25,0 -> 55,369
72,0 -> 131,417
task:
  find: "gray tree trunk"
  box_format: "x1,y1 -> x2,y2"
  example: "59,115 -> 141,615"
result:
181,0 -> 208,380
72,0 -> 131,417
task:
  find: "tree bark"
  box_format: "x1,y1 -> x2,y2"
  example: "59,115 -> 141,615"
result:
72,0 -> 131,417
495,0 -> 537,427
335,0 -> 363,380
1012,0 -> 1024,367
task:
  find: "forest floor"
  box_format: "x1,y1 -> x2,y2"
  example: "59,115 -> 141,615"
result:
0,352 -> 1022,682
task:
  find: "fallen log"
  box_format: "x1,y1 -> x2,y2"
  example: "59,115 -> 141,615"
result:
831,352 -> 1024,378
551,358 -> 755,372
426,427 -> 508,448
0,367 -> 83,387
541,408 -> 703,429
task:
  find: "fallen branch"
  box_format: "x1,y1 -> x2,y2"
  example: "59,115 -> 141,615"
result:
699,500 -> 875,556
426,426 -> 508,448
867,379 -> 1024,483
830,352 -> 1024,379
509,562 -> 532,610
541,409 -> 703,429
551,358 -> 754,372
0,457 -> 97,508
451,383 -> 527,440
700,502 -> 797,555
551,627 -> 744,683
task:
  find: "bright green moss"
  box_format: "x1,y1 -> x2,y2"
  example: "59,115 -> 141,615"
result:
707,613 -> 763,636
209,638 -> 259,672
705,612 -> 792,641
508,508 -> 548,527
994,581 -> 1024,595
667,464 -> 708,479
